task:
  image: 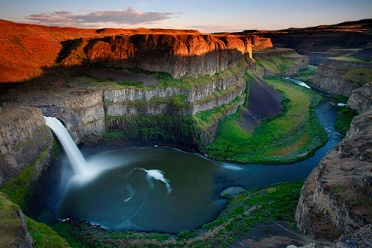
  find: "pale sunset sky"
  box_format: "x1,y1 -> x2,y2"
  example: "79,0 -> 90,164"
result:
0,0 -> 371,33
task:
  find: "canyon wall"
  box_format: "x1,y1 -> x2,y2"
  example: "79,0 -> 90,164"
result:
295,84 -> 372,244
311,58 -> 372,97
60,34 -> 271,78
0,45 -> 306,156
296,110 -> 372,241
28,60 -> 249,148
0,20 -> 271,83
0,106 -> 53,186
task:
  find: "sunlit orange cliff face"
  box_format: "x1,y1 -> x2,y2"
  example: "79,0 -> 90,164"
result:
0,19 -> 272,83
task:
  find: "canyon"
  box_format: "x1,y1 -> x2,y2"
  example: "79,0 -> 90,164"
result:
0,19 -> 371,247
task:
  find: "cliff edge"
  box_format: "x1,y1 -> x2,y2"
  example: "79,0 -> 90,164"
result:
295,83 -> 372,245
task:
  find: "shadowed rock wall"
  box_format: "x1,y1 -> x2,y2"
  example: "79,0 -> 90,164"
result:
0,106 -> 53,186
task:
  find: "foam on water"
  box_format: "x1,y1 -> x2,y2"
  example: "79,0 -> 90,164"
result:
285,77 -> 311,89
128,168 -> 172,193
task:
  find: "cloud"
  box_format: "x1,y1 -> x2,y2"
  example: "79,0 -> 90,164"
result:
25,7 -> 177,27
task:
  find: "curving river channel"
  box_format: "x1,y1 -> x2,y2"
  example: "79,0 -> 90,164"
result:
39,97 -> 342,233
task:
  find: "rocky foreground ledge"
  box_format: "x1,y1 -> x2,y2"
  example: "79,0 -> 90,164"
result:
295,83 -> 372,247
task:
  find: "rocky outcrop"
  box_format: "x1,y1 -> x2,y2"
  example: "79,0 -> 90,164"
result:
311,58 -> 372,97
0,193 -> 33,247
347,83 -> 372,114
0,106 -> 53,186
295,110 -> 372,241
61,34 -> 271,78
335,224 -> 372,247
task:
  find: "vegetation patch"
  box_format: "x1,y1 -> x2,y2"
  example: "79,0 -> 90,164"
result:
255,50 -> 301,76
0,138 -> 70,247
115,81 -> 143,87
0,145 -> 51,209
205,76 -> 327,164
0,192 -> 28,247
26,217 -> 70,248
194,95 -> 244,131
335,107 -> 358,135
296,65 -> 318,84
344,68 -> 372,87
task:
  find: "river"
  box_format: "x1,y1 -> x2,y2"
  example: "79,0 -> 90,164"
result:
37,98 -> 342,233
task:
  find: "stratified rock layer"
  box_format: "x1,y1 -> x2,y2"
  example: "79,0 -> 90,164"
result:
311,58 -> 372,97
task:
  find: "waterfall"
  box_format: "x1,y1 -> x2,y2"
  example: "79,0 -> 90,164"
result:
44,117 -> 89,177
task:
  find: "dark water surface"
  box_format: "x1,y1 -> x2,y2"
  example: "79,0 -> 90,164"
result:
41,100 -> 341,233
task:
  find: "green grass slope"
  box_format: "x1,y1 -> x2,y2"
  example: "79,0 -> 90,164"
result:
205,76 -> 327,164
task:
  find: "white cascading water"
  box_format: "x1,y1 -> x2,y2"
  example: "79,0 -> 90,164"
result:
44,117 -> 91,180
44,117 -> 173,191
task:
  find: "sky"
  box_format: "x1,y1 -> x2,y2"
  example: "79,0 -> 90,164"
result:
0,0 -> 371,33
